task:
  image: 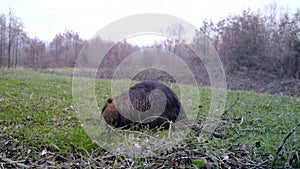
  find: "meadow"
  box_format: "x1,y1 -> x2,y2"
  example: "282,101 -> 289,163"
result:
0,69 -> 299,168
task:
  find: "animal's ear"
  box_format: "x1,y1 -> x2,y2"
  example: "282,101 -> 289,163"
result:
101,98 -> 113,114
107,98 -> 113,104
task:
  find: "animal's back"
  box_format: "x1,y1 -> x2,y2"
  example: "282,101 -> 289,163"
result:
123,81 -> 183,129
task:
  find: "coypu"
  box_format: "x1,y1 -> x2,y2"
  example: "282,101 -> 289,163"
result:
101,81 -> 222,138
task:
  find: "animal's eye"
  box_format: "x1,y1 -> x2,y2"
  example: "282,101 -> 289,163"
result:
107,98 -> 113,103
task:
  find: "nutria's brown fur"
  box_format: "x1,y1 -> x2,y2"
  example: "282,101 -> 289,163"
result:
101,81 -> 222,138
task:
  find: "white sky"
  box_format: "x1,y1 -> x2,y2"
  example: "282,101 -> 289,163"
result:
0,0 -> 299,45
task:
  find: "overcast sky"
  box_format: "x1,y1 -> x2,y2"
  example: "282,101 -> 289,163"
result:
0,0 -> 299,44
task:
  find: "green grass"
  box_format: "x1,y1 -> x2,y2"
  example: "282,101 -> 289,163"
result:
0,69 -> 299,167
0,69 -> 98,153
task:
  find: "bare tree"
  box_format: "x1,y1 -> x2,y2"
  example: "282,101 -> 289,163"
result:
0,14 -> 6,67
49,30 -> 85,67
165,22 -> 187,53
202,9 -> 267,72
26,37 -> 45,70
7,8 -> 24,68
275,10 -> 300,78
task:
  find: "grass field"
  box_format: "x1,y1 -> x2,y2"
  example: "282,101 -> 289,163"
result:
0,69 -> 299,168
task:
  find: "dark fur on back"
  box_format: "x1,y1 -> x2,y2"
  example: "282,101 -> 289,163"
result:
101,81 -> 184,130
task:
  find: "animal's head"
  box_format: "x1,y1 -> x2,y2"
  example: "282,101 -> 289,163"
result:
101,97 -> 120,127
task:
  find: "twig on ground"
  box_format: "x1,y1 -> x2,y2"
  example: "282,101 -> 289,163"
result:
272,122 -> 300,167
238,117 -> 244,126
222,94 -> 240,116
250,160 -> 269,169
0,156 -> 30,168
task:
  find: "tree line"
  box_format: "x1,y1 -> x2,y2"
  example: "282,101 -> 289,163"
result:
198,7 -> 300,79
0,9 -> 85,70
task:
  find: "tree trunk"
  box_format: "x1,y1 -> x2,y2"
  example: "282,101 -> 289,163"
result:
8,40 -> 11,68
14,40 -> 19,68
0,41 -> 2,67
